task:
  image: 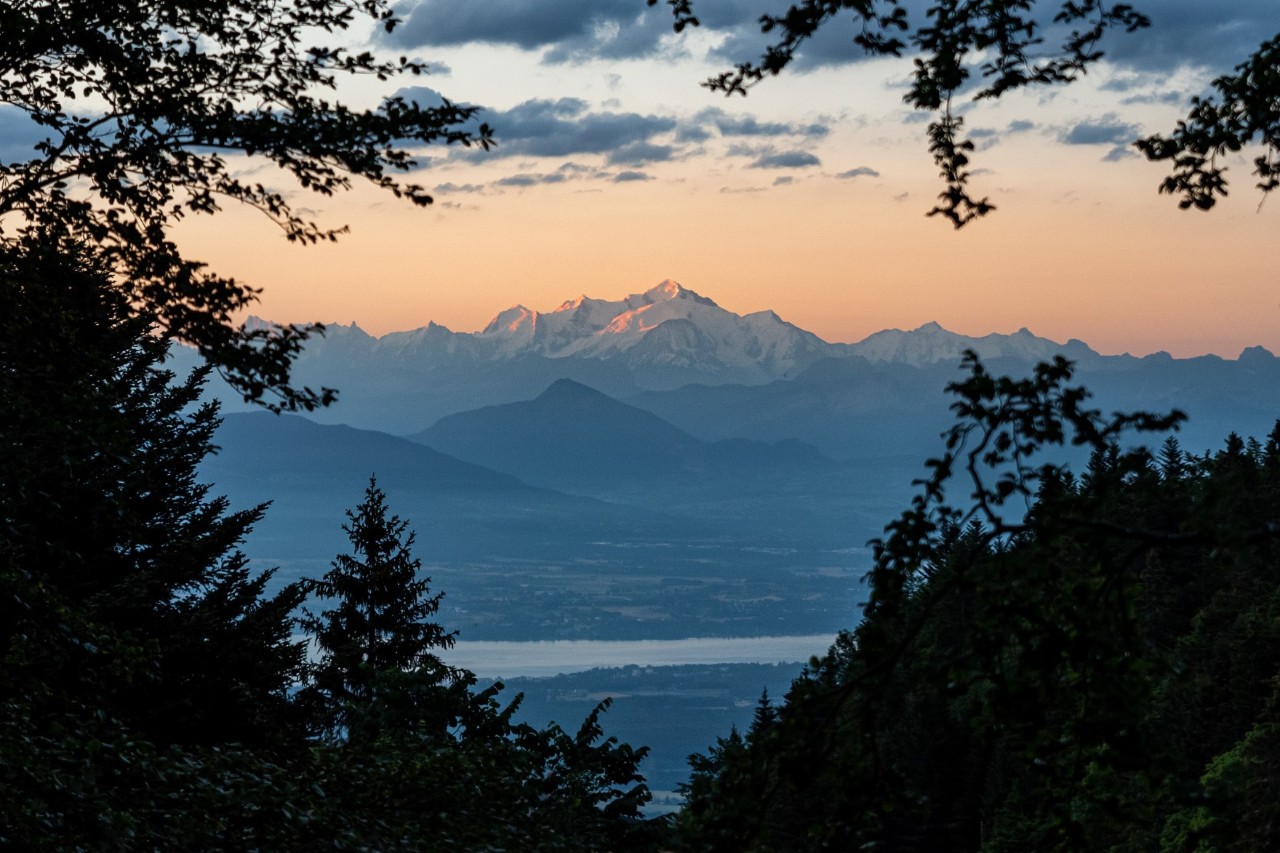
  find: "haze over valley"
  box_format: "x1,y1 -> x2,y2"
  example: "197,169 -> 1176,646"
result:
191,280 -> 1280,793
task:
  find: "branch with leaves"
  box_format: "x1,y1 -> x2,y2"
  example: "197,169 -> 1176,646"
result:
0,0 -> 492,410
654,2 -> 1280,225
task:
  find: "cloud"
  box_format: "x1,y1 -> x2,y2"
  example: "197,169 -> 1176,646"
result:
433,182 -> 486,194
1060,115 -> 1142,146
836,166 -> 879,179
478,98 -> 678,160
495,173 -> 542,187
0,106 -> 52,161
387,0 -> 1278,85
388,0 -> 678,62
493,161 -> 604,187
1103,145 -> 1138,162
613,170 -> 653,182
605,140 -> 676,166
773,175 -> 794,186
694,108 -> 829,139
749,150 -> 821,169
1096,1 -> 1280,75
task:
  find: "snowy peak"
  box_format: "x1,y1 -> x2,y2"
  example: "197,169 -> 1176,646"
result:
482,305 -> 535,335
849,321 -> 1100,368
459,280 -> 831,384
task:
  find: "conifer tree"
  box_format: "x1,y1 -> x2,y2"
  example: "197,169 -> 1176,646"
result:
302,476 -> 456,737
0,233 -> 306,750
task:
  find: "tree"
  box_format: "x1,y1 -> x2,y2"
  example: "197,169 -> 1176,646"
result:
0,1 -> 492,409
0,232 -> 306,749
0,235 -> 326,846
674,353 -> 1280,850
653,1 -> 1280,227
302,476 -> 457,738
297,479 -> 663,849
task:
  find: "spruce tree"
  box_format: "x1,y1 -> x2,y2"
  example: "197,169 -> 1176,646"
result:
302,477 -> 456,737
0,234 -> 306,749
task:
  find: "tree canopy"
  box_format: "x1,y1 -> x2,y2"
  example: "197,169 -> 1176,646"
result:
0,0 -> 491,409
654,0 -> 1280,226
674,354 -> 1280,850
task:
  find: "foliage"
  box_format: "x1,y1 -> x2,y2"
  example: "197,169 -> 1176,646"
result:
0,241 -> 665,850
0,0 -> 492,409
0,234 -> 306,750
654,0 -> 1279,226
295,481 -> 660,848
1137,33 -> 1280,212
675,353 -> 1280,851
300,476 -> 457,738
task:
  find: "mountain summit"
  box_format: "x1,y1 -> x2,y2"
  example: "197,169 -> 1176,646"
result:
209,282 -> 1124,433
466,279 -> 832,379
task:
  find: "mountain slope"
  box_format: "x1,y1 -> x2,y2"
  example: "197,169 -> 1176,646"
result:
200,412 -> 694,567
407,378 -> 833,498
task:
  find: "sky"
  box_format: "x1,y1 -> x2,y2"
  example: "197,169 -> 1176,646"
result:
173,1 -> 1280,358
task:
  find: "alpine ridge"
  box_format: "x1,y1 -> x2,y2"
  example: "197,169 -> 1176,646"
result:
175,280 -> 1277,440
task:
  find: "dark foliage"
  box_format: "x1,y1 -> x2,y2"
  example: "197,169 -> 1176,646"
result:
300,476 -> 457,738
0,0 -> 492,409
655,1 -> 1279,225
0,234 -> 307,750
676,353 -> 1280,851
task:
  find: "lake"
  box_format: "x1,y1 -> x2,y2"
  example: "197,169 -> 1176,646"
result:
449,634 -> 839,677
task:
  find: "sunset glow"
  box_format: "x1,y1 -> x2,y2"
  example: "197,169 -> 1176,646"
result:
171,4 -> 1280,359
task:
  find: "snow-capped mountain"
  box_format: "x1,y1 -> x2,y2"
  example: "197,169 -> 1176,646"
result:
187,279 -> 1279,439
847,321 -> 1101,368
382,279 -> 840,381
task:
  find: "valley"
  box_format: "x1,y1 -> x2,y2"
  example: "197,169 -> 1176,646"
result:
193,280 -> 1280,801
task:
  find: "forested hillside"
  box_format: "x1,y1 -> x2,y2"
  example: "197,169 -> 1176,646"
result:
675,357 -> 1280,851
0,241 -> 658,849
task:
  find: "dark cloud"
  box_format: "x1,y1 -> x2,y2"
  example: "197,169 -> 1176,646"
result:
458,98 -> 678,160
1006,120 -> 1035,133
0,106 -> 53,161
605,140 -> 676,166
694,108 -> 829,138
1102,145 -> 1138,162
836,166 -> 879,179
675,124 -> 714,143
494,162 -> 601,186
433,182 -> 485,194
1060,115 -> 1142,146
1120,90 -> 1188,106
1096,1 -> 1280,75
388,0 -> 1278,85
749,150 -> 821,169
495,173 -> 541,187
613,170 -> 653,182
773,175 -> 795,186
388,0 -> 676,62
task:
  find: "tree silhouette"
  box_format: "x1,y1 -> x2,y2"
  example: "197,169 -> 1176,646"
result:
301,476 -> 457,738
674,353 -> 1280,850
0,1 -> 492,409
0,233 -> 306,749
654,1 -> 1279,226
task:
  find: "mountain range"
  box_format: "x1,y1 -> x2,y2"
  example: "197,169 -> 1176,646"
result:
176,280 -> 1280,456
192,280 -> 1280,642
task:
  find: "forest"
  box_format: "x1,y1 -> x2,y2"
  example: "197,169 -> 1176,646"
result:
3,0 -> 1279,849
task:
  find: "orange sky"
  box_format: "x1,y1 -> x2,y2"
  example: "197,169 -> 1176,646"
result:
175,14 -> 1280,360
